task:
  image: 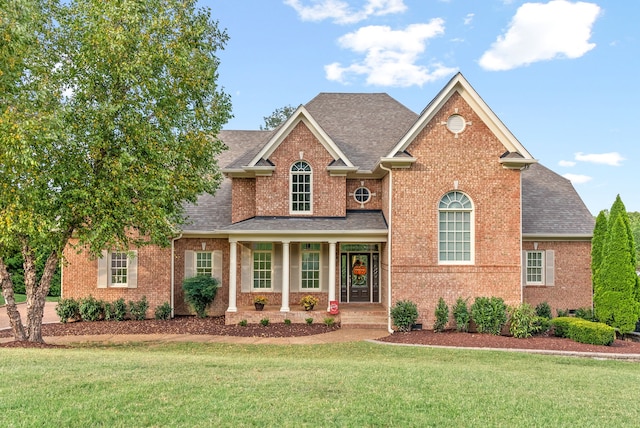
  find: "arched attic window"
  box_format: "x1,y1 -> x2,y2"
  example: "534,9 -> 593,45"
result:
290,161 -> 312,214
438,191 -> 474,264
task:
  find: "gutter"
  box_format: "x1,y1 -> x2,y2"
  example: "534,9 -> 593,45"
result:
171,233 -> 183,318
379,163 -> 394,334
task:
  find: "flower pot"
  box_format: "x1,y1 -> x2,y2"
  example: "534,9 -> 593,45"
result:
254,302 -> 265,311
304,305 -> 314,311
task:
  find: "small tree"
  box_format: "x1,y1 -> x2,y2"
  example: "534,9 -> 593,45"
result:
591,210 -> 608,293
183,276 -> 219,318
390,300 -> 418,332
433,297 -> 449,332
453,297 -> 470,332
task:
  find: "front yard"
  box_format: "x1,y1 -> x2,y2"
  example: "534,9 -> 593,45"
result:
1,341 -> 640,426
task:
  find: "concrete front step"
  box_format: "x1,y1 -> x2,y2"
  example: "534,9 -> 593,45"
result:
340,310 -> 388,329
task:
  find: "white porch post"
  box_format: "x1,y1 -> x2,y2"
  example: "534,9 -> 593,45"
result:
327,241 -> 336,311
280,241 -> 290,312
227,239 -> 237,312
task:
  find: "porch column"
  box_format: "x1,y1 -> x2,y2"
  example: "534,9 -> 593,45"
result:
227,239 -> 237,312
280,240 -> 290,312
327,241 -> 336,311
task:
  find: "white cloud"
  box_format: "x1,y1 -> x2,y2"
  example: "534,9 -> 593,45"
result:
558,160 -> 576,167
325,21 -> 457,86
464,13 -> 474,26
284,0 -> 407,25
563,173 -> 592,184
479,0 -> 601,71
574,152 -> 625,166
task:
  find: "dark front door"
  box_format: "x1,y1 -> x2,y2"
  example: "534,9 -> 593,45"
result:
349,254 -> 370,302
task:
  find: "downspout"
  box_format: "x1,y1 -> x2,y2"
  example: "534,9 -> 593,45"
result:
171,233 -> 183,318
380,163 -> 394,334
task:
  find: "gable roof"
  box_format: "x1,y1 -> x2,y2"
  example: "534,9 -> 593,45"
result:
522,163 -> 594,238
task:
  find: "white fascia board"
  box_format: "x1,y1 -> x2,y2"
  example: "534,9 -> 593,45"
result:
247,106 -> 354,168
226,230 -> 388,242
522,233 -> 593,241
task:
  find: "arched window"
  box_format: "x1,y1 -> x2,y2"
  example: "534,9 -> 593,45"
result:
438,191 -> 473,263
290,161 -> 312,213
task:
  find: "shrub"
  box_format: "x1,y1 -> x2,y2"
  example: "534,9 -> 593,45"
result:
79,296 -> 104,321
284,319 -> 291,325
433,297 -> 449,332
129,296 -> 149,321
551,317 -> 615,346
575,307 -> 597,322
305,317 -> 313,325
104,302 -> 115,321
390,300 -> 418,332
509,303 -> 549,338
453,297 -> 470,332
324,317 -> 335,327
113,298 -> 127,321
238,319 -> 248,327
535,301 -> 552,319
154,302 -> 172,320
260,318 -> 270,326
557,308 -> 569,318
471,297 -> 507,335
55,298 -> 80,323
182,276 -> 219,318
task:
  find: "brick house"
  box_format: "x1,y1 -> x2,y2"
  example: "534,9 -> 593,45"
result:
62,73 -> 595,330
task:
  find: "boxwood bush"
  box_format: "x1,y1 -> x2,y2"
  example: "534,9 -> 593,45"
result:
390,300 -> 418,332
471,297 -> 507,335
551,317 -> 615,346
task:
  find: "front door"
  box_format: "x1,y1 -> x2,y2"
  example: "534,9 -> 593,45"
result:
349,254 -> 370,302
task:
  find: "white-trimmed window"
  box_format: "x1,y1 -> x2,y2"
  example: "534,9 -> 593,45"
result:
301,243 -> 321,289
438,191 -> 473,264
524,250 -> 554,286
253,243 -> 273,289
184,250 -> 223,280
97,250 -> 138,288
290,161 -> 312,213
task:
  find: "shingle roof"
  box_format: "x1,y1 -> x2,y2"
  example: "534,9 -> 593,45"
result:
521,163 -> 594,236
221,211 -> 388,233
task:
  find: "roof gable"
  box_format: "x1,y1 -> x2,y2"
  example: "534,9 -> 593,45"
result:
387,72 -> 537,169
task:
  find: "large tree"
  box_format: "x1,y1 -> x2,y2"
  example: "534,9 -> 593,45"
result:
591,210 -> 607,292
260,105 -> 296,130
0,0 -> 232,342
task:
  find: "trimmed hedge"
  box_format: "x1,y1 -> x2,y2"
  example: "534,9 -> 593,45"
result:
551,317 -> 615,346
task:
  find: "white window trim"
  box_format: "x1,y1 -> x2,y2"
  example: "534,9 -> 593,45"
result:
300,243 -> 321,291
524,250 -> 555,286
252,244 -> 274,291
97,250 -> 138,289
290,161 -> 313,215
184,250 -> 223,280
437,192 -> 475,265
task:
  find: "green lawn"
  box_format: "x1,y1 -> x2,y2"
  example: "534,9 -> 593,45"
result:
0,294 -> 58,305
1,342 -> 640,427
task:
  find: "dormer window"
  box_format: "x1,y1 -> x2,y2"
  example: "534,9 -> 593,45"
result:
290,161 -> 312,214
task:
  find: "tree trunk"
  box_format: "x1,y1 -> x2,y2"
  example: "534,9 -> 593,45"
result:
0,258 -> 27,341
26,251 -> 59,343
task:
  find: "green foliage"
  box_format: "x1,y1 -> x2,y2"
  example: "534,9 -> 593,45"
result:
551,317 -> 615,346
182,276 -> 219,318
433,297 -> 449,332
129,296 -> 149,321
390,300 -> 419,332
509,303 -> 549,338
591,210 -> 608,291
323,317 -> 335,327
55,298 -> 80,323
535,301 -> 552,319
471,297 -> 507,335
305,318 -> 313,325
113,298 -> 127,321
574,307 -> 597,322
238,319 -> 248,327
556,308 -> 569,318
284,319 -> 291,325
260,318 -> 270,327
79,296 -> 104,322
154,302 -> 172,320
452,297 -> 470,332
260,105 -> 296,130
629,211 -> 640,269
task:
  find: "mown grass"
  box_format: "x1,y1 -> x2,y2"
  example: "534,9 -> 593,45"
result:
1,342 -> 640,427
0,294 -> 58,305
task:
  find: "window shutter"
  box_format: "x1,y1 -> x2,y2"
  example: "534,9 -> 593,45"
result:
522,251 -> 527,286
321,243 -> 329,292
213,250 -> 223,283
273,243 -> 282,292
241,244 -> 251,292
97,250 -> 108,288
184,250 -> 195,279
290,243 -> 300,291
127,251 -> 138,289
545,250 -> 555,286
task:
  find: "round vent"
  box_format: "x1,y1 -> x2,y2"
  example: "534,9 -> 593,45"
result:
446,114 -> 466,134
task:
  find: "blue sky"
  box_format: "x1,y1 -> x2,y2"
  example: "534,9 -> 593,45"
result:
200,0 -> 639,215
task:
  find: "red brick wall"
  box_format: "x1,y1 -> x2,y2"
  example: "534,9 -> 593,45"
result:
173,238 -> 230,316
62,240 -> 172,318
346,179 -> 383,211
522,240 -> 593,315
231,178 -> 256,223
255,121 -> 346,217
389,92 -> 522,327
